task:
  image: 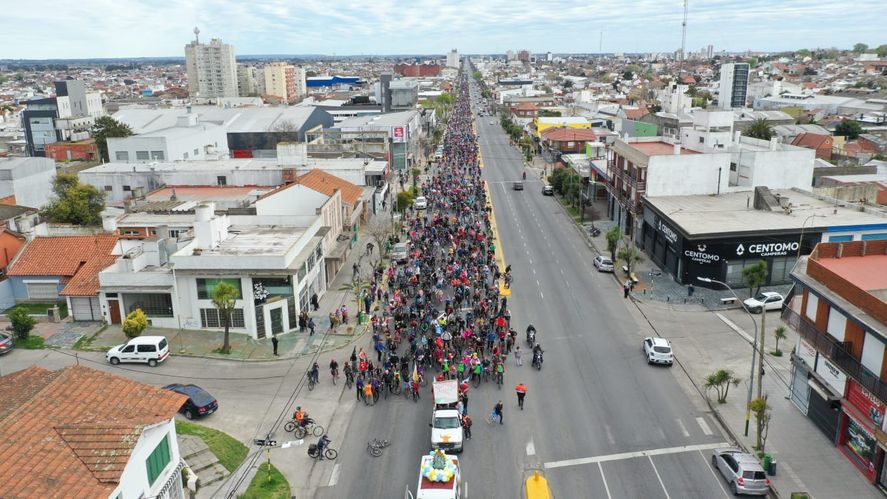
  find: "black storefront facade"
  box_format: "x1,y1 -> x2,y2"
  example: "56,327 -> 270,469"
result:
641,204 -> 823,289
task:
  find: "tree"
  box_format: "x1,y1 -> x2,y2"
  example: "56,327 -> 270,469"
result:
122,308 -> 148,339
339,277 -> 370,328
41,173 -> 106,226
8,307 -> 36,341
834,119 -> 863,139
749,395 -> 772,453
605,227 -> 622,263
472,71 -> 482,81
366,216 -> 393,262
746,118 -> 773,141
853,43 -> 869,53
562,79 -> 573,88
742,260 -> 768,298
410,167 -> 421,188
212,282 -> 239,354
704,369 -> 740,404
622,70 -> 633,81
92,116 -> 133,162
877,45 -> 887,58
796,48 -> 811,57
617,241 -> 642,275
396,190 -> 415,212
772,325 -> 787,356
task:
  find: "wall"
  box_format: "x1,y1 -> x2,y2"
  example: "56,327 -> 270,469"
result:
8,276 -> 63,301
0,280 -> 15,311
745,148 -> 815,191
44,141 -> 98,162
646,153 -> 731,197
255,184 -> 329,216
111,419 -> 182,499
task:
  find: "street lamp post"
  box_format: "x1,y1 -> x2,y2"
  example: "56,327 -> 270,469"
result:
698,276 -> 758,437
797,214 -> 823,259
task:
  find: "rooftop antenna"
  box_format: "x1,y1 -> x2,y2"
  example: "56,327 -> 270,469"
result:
599,31 -> 603,53
680,0 -> 688,74
193,26 -> 200,44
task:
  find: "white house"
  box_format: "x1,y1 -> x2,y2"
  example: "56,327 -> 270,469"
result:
0,365 -> 188,499
107,113 -> 229,163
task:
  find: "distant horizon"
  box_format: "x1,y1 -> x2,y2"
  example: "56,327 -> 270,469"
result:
2,0 -> 885,60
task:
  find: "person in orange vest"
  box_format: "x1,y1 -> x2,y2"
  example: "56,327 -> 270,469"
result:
515,383 -> 528,410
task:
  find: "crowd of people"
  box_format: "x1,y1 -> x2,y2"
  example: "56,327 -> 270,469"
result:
294,71 -> 537,442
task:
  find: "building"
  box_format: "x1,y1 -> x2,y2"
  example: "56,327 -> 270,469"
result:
336,110 -> 422,171
394,63 -> 442,77
22,80 -> 104,158
0,157 -> 57,208
107,112 -> 228,163
237,65 -> 259,97
6,235 -> 119,321
792,132 -> 835,160
0,365 -> 188,499
718,63 -> 750,109
446,49 -> 460,69
784,240 -> 887,488
184,34 -> 239,99
43,139 -> 99,162
540,127 -> 599,154
533,116 -> 593,138
263,62 -> 304,104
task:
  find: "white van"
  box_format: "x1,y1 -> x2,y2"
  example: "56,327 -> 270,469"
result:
392,242 -> 409,264
106,336 -> 170,367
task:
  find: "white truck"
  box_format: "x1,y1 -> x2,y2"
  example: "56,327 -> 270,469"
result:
430,380 -> 464,453
416,453 -> 463,499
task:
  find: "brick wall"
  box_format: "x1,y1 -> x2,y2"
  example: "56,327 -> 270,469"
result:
808,241 -> 887,326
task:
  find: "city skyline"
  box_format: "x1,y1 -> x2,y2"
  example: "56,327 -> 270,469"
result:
3,0 -> 886,60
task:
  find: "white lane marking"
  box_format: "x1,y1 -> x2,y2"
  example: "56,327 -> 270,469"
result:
648,455 -> 672,499
696,417 -> 713,436
543,442 -> 729,469
328,463 -> 341,487
676,418 -> 690,438
598,462 -> 613,499
714,312 -> 755,344
526,438 -> 536,456
699,450 -> 730,497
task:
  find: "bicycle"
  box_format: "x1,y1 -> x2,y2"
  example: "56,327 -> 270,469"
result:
308,443 -> 338,460
366,438 -> 391,457
345,371 -> 354,389
331,368 -> 339,385
497,372 -> 503,389
308,376 -> 316,391
293,421 -> 326,439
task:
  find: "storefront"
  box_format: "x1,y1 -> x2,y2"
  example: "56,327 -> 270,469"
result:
642,203 -> 822,289
789,337 -> 843,442
840,379 -> 887,484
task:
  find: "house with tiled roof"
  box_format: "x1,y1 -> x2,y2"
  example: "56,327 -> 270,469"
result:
541,126 -> 600,154
791,132 -> 834,160
7,235 -> 119,321
0,365 -> 187,499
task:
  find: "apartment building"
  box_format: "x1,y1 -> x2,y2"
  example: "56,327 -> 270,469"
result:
263,62 -> 306,104
718,63 -> 750,109
785,240 -> 887,489
184,37 -> 239,99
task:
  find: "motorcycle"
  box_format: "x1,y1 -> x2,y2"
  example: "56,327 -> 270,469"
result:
526,325 -> 536,348
532,351 -> 543,371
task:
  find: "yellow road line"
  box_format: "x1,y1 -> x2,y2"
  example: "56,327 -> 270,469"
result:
483,181 -> 511,297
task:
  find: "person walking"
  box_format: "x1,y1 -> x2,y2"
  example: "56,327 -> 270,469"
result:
493,400 -> 504,424
311,292 -> 319,311
461,414 -> 472,439
514,345 -> 522,366
271,334 -> 279,356
308,317 -> 316,336
515,382 -> 527,410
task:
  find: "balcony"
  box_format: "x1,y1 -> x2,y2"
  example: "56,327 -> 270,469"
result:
783,306 -> 887,404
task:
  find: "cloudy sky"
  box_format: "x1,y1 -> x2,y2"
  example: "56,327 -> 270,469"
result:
4,0 -> 886,59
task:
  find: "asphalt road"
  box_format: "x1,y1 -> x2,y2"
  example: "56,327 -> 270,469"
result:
318,82 -> 739,499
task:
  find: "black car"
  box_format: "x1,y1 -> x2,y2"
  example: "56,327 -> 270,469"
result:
542,185 -> 554,196
163,383 -> 218,419
513,181 -> 524,191
0,331 -> 14,355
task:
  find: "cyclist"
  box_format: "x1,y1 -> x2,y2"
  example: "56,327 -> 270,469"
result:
293,406 -> 314,428
329,358 -> 339,380
316,434 -> 331,460
309,362 -> 320,384
343,362 -> 354,384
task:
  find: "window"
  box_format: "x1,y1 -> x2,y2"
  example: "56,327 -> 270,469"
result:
829,234 -> 853,242
805,292 -> 818,320
104,185 -> 113,191
730,162 -> 737,172
115,151 -> 129,161
137,344 -> 157,353
699,137 -> 705,144
150,150 -> 165,160
183,152 -> 189,159
26,282 -> 59,300
200,308 -> 245,328
145,435 -> 171,486
197,278 -> 242,300
194,148 -> 199,156
136,150 -> 150,161
217,176 -> 227,186
123,185 -> 132,192
827,308 -> 847,341
124,293 -> 174,317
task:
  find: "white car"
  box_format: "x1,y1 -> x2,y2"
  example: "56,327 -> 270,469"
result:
643,337 -> 673,366
743,292 -> 785,313
593,255 -> 614,272
106,336 -> 170,367
414,196 -> 428,210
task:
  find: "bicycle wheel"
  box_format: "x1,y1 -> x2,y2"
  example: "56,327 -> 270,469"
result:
324,448 -> 338,460
308,379 -> 316,391
284,421 -> 296,433
294,427 -> 307,439
369,445 -> 383,457
332,375 -> 337,385
472,375 -> 480,388
392,383 -> 401,395
312,425 -> 325,437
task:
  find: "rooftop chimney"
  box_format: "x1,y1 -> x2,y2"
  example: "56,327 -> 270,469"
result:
769,136 -> 778,151
673,143 -> 681,155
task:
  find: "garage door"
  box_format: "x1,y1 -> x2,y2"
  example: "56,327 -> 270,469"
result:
70,297 -> 101,321
26,282 -> 59,301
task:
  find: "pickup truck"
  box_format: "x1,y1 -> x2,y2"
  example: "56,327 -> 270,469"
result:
430,380 -> 463,453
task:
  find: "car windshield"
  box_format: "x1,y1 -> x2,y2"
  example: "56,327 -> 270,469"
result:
653,346 -> 671,354
753,293 -> 769,302
434,417 -> 461,429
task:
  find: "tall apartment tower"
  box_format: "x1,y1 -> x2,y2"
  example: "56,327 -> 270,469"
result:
446,49 -> 460,69
184,30 -> 239,99
718,63 -> 750,109
263,62 -> 303,104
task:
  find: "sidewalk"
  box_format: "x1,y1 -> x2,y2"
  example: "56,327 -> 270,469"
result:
632,299 -> 883,499
77,221 -> 387,361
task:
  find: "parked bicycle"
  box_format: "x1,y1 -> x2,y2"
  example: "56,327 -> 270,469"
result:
366,438 -> 391,457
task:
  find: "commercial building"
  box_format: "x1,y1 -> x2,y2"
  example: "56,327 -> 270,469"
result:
184,36 -> 239,99
22,80 -> 103,157
0,365 -> 188,499
394,63 -> 442,77
107,112 -> 228,163
718,63 -> 750,109
336,110 -> 422,171
784,240 -> 887,489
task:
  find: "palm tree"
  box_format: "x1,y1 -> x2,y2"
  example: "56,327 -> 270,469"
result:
772,325 -> 787,356
211,282 -> 240,354
746,118 -> 773,141
704,369 -> 740,404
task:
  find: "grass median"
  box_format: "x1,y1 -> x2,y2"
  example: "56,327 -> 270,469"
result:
175,420 -> 247,472
242,462 -> 290,499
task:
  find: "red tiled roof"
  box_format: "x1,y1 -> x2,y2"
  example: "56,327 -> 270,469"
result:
680,75 -> 696,85
7,235 -> 119,296
623,106 -> 649,120
512,102 -> 539,111
542,126 -> 598,142
0,366 -> 187,498
791,132 -> 831,150
295,169 -> 363,206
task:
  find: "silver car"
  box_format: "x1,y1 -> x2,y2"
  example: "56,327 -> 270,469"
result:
711,448 -> 770,496
593,255 -> 614,272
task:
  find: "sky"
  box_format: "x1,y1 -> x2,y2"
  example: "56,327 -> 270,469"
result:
2,0 -> 886,60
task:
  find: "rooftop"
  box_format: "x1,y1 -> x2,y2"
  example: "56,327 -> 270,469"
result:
7,235 -> 120,296
336,110 -> 419,129
146,185 -> 271,203
628,141 -> 700,156
817,254 -> 887,294
201,226 -> 306,257
645,189 -> 887,237
112,105 -> 325,135
0,366 -> 186,498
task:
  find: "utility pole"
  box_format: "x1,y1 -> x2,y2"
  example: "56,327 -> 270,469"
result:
758,308 -> 766,401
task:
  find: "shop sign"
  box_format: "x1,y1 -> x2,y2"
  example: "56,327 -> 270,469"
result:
656,218 -> 678,245
815,356 -> 848,395
846,380 -> 886,430
797,338 -> 817,369
846,417 -> 877,474
735,241 -> 799,258
392,126 -> 405,143
684,243 -> 721,265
